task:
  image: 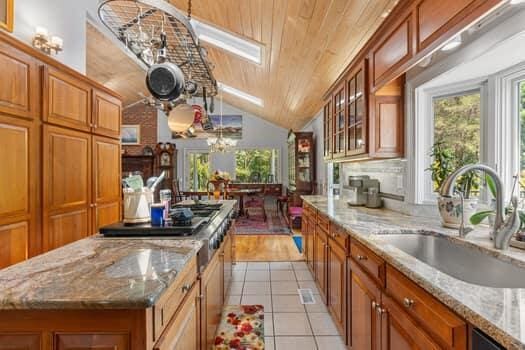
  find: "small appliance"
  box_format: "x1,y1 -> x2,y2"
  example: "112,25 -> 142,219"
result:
345,176 -> 380,207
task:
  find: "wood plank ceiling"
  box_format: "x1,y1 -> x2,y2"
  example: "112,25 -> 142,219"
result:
87,0 -> 398,130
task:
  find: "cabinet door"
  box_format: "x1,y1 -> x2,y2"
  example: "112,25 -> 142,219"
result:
43,125 -> 91,251
43,66 -> 91,132
201,254 -> 223,350
306,217 -> 315,273
223,233 -> 233,298
92,136 -> 121,234
380,295 -> 441,350
323,100 -> 332,160
371,95 -> 403,158
154,284 -> 200,350
0,333 -> 41,349
92,89 -> 121,139
55,333 -> 129,350
0,41 -> 40,120
349,260 -> 381,350
0,222 -> 28,269
328,240 -> 347,338
315,227 -> 328,303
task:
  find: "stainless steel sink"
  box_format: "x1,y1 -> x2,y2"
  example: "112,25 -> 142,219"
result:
377,234 -> 525,288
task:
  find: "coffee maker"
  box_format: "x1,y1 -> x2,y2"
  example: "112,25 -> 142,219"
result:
345,176 -> 381,207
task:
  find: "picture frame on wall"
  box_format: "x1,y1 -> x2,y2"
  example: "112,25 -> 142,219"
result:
0,0 -> 14,32
121,125 -> 141,145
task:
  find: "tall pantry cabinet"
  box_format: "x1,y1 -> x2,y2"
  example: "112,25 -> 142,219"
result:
0,32 -> 122,267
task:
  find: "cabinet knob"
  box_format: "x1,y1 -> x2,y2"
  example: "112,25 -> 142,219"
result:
403,298 -> 415,308
181,284 -> 191,293
357,255 -> 367,261
371,301 -> 377,309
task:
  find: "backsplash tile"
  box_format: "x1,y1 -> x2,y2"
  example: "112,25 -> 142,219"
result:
341,159 -> 407,197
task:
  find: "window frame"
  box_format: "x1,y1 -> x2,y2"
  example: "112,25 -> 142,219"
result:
184,149 -> 211,191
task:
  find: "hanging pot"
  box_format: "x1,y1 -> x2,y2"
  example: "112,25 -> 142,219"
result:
167,103 -> 195,133
146,62 -> 185,101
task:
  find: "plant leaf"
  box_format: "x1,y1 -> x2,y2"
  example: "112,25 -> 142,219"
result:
485,174 -> 497,198
469,210 -> 493,225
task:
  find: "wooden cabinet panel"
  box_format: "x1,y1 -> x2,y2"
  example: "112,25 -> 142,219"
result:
380,294 -> 441,350
350,240 -> 385,287
0,333 -> 41,349
372,95 -> 404,158
0,119 -> 31,220
93,90 -> 121,139
306,217 -> 315,273
200,253 -> 224,350
315,227 -> 328,303
94,202 -> 120,235
323,100 -> 332,160
47,210 -> 89,250
372,17 -> 412,87
328,240 -> 346,338
44,67 -> 91,132
93,136 -> 121,205
417,0 -> 475,50
55,333 -> 129,350
223,233 -> 233,298
0,222 -> 28,269
0,41 -> 40,120
154,284 -> 199,350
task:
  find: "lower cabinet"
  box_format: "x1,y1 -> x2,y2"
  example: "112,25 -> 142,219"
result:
314,226 -> 328,303
223,231 -> 233,299
200,251 -> 224,350
55,333 -> 129,350
154,283 -> 200,350
327,239 -> 346,338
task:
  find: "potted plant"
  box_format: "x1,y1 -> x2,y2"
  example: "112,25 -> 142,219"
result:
428,142 -> 479,228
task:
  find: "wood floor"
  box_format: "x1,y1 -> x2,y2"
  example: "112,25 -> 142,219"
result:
234,235 -> 303,262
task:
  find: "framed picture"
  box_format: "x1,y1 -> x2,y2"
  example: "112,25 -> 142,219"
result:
0,0 -> 13,32
121,125 -> 141,145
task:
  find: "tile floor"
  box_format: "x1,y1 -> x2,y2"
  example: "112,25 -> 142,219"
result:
226,261 -> 347,350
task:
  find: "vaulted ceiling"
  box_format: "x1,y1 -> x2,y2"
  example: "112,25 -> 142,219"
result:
87,0 -> 398,129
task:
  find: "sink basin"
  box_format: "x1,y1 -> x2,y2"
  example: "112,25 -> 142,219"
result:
377,234 -> 525,288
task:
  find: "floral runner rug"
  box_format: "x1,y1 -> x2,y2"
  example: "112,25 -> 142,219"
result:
235,207 -> 291,235
213,305 -> 265,350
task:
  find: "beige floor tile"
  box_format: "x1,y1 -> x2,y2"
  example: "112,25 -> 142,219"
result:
272,295 -> 305,313
232,269 -> 246,282
243,281 -> 271,295
315,336 -> 347,350
292,261 -> 309,270
265,337 -> 275,350
233,262 -> 247,271
245,270 -> 271,282
273,313 -> 312,336
271,281 -> 299,295
229,282 -> 244,295
308,313 -> 340,336
225,294 -> 241,305
305,294 -> 329,313
295,269 -> 314,281
264,312 -> 274,336
271,270 -> 296,281
298,281 -> 320,294
241,295 -> 272,312
270,262 -> 293,270
274,336 -> 316,350
247,262 -> 270,271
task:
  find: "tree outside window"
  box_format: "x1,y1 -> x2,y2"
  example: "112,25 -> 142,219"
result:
235,149 -> 279,183
188,153 -> 210,191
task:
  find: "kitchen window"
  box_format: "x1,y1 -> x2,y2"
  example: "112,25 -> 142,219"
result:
235,149 -> 280,183
186,151 -> 210,191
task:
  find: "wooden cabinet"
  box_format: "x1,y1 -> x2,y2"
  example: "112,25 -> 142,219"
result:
200,251 -> 224,350
43,125 -> 91,251
92,89 -> 121,139
287,131 -> 315,195
346,61 -> 368,156
0,41 -> 40,120
327,238 -> 346,338
371,95 -> 404,158
323,100 -> 332,160
223,230 -> 233,299
55,333 -> 129,350
305,214 -> 315,274
332,84 -> 346,158
154,283 -> 200,350
43,66 -> 92,132
314,225 -> 328,303
0,333 -> 41,349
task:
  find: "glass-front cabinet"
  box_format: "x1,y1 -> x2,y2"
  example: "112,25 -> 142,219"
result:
346,61 -> 367,156
287,131 -> 315,195
332,84 -> 346,158
323,100 -> 332,160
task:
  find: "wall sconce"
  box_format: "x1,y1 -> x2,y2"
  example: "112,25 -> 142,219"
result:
32,26 -> 63,55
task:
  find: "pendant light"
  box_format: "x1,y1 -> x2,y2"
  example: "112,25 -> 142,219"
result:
207,95 -> 237,153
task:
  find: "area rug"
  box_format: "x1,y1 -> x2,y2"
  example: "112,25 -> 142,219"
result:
213,305 -> 265,350
235,207 -> 291,235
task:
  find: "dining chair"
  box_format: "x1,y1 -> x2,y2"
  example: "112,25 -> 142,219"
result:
244,187 -> 267,221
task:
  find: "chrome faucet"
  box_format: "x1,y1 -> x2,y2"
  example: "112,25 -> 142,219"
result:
439,164 -> 520,250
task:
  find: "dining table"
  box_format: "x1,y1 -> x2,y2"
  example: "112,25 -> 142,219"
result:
180,188 -> 263,215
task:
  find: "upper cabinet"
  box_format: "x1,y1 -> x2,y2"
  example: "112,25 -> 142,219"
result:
93,89 -> 122,139
322,0 -> 504,162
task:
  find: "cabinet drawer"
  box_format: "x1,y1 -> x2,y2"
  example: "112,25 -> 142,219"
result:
350,240 -> 385,287
153,256 -> 198,341
317,213 -> 329,232
386,265 -> 467,349
329,224 -> 349,253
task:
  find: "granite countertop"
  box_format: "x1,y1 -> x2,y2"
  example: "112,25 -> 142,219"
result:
302,195 -> 525,350
0,238 -> 202,310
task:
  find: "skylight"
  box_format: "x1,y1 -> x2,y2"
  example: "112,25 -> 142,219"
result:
191,19 -> 263,64
218,82 -> 264,107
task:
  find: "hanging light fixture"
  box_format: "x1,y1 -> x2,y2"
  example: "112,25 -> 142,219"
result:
207,95 -> 238,153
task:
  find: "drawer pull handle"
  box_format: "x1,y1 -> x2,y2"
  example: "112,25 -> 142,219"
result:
357,255 -> 367,261
403,298 -> 415,308
181,284 -> 191,293
371,301 -> 377,309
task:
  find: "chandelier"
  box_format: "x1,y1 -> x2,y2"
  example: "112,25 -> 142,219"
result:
207,95 -> 238,153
